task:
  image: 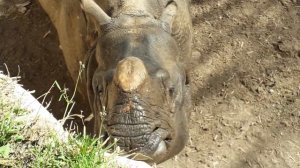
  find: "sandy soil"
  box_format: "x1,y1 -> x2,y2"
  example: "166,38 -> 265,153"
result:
1,0 -> 300,168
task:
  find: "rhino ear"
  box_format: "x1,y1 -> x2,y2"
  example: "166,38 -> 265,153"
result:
80,0 -> 111,25
160,1 -> 177,31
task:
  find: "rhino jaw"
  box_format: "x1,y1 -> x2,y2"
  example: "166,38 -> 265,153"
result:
114,57 -> 148,92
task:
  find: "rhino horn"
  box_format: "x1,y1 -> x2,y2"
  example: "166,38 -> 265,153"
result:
80,0 -> 111,25
114,57 -> 148,92
160,2 -> 177,30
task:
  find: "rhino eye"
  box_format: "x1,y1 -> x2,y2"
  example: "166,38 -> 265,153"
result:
168,86 -> 175,97
96,85 -> 103,95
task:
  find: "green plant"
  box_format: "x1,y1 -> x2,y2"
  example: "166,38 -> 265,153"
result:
31,134 -> 117,168
0,67 -> 119,167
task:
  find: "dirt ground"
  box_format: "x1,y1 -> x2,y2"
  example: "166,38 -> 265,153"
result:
0,0 -> 92,132
1,0 -> 300,168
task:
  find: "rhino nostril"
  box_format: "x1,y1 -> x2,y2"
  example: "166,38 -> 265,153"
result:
96,85 -> 103,95
164,136 -> 172,144
153,127 -> 160,132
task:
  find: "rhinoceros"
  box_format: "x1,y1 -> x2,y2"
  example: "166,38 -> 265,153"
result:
38,0 -> 192,163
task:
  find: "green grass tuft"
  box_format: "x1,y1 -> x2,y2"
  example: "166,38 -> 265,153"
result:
30,134 -> 117,168
0,73 -> 119,167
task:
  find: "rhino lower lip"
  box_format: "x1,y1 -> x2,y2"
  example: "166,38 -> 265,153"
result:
136,127 -> 169,157
153,140 -> 167,157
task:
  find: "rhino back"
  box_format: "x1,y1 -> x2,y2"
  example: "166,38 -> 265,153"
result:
171,0 -> 192,65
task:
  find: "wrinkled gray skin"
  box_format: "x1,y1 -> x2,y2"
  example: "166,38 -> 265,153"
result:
38,0 -> 192,164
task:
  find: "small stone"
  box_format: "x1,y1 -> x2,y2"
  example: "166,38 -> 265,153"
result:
192,51 -> 201,59
280,121 -> 290,127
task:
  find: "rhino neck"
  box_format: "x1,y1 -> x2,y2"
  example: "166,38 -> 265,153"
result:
120,0 -> 149,13
108,0 -> 162,18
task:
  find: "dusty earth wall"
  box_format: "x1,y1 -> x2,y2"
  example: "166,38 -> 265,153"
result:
0,0 -> 300,168
0,0 -> 93,133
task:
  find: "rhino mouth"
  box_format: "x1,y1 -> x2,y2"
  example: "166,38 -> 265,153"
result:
104,98 -> 172,161
107,123 -> 170,157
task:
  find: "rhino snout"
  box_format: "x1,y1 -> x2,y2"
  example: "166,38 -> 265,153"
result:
104,96 -> 173,162
107,122 -> 170,162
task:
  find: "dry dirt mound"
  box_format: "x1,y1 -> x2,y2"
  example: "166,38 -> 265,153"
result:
161,0 -> 300,167
1,0 -> 300,168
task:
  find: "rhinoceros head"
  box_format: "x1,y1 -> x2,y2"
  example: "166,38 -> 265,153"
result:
82,0 -> 191,163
